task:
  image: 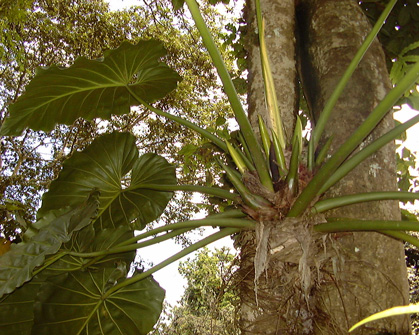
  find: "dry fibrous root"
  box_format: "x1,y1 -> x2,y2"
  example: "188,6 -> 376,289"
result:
232,157 -> 340,334
235,210 -> 332,335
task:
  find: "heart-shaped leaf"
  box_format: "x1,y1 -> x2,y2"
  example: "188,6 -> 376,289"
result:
38,132 -> 176,230
39,225 -> 97,277
0,191 -> 99,297
33,269 -> 165,335
99,152 -> 177,229
90,226 -> 135,268
0,40 -> 181,136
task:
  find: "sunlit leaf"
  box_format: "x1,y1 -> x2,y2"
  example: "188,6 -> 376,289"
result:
405,95 -> 419,110
38,132 -> 176,230
33,268 -> 165,335
0,40 -> 181,136
178,143 -> 198,157
0,191 -> 99,297
349,304 -> 419,332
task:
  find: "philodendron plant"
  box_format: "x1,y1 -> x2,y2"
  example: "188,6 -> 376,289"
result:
0,0 -> 419,334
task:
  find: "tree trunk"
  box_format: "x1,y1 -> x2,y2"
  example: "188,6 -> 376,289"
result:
245,0 -> 298,141
237,0 -> 410,334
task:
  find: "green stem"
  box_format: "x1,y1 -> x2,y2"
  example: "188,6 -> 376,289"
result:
319,114 -> 419,194
205,209 -> 247,219
313,191 -> 419,213
285,139 -> 300,196
285,117 -> 302,195
33,251 -> 68,276
70,217 -> 254,258
381,230 -> 419,249
258,115 -> 272,159
314,219 -> 419,233
126,87 -> 227,151
238,130 -> 253,162
132,183 -> 238,201
309,0 -> 398,164
288,61 -> 419,217
103,227 -> 240,299
314,221 -> 419,248
184,0 -> 273,191
69,228 -> 191,258
315,135 -> 333,167
120,217 -> 255,247
233,143 -> 256,172
226,141 -> 249,173
221,161 -> 272,209
79,214 -> 249,266
272,130 -> 287,177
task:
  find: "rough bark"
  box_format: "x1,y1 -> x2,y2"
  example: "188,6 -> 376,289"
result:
298,0 -> 410,333
245,0 -> 298,143
238,0 -> 305,334
237,0 -> 411,334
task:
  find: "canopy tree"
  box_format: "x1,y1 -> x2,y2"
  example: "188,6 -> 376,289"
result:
152,247 -> 239,335
0,0 -> 419,334
0,0 -> 233,234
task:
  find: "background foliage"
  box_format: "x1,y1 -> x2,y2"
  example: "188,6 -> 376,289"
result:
152,247 -> 239,335
0,0 -> 237,239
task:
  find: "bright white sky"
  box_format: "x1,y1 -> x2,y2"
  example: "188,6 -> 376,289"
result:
395,107 -> 419,153
104,0 -> 419,307
106,0 -> 139,11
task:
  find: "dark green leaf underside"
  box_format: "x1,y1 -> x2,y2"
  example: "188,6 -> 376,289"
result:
0,192 -> 99,297
33,269 -> 165,335
0,279 -> 43,335
0,40 -> 181,136
38,132 -> 176,230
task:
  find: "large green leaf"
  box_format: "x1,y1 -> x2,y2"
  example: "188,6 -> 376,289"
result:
0,191 -> 99,298
99,152 -> 177,229
0,40 -> 181,136
38,132 -> 177,230
33,268 -> 165,335
39,225 -> 97,278
41,227 -> 134,277
37,132 -> 138,218
90,226 -> 135,268
0,278 -> 43,335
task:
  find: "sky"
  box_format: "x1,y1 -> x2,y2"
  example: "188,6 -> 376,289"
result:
104,0 -> 419,306
395,106 -> 419,153
106,0 -> 139,11
138,227 -> 234,305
